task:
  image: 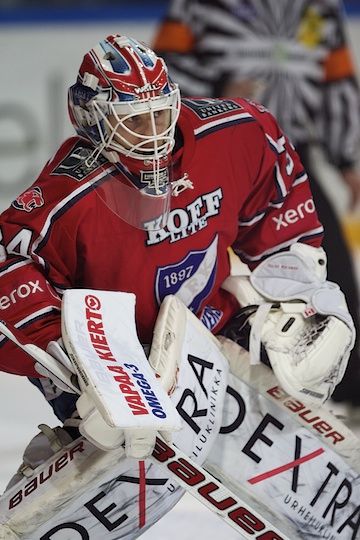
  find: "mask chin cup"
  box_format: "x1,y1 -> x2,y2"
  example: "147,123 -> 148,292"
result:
93,169 -> 171,231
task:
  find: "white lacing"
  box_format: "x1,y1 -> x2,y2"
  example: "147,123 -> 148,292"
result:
171,173 -> 194,196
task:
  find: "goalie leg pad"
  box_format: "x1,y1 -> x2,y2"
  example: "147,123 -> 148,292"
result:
6,424 -> 74,491
148,294 -> 187,395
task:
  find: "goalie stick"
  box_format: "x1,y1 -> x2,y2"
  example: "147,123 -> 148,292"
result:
0,318 -> 291,540
152,435 -> 291,539
0,319 -> 79,394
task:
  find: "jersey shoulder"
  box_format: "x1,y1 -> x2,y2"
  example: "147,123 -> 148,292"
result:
179,96 -> 282,139
179,96 -> 253,128
45,136 -> 110,183
2,137 -> 112,225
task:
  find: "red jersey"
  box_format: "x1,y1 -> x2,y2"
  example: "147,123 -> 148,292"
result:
0,97 -> 323,377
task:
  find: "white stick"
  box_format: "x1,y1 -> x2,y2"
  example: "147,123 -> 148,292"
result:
150,435 -> 291,540
0,319 -> 79,394
0,319 -> 291,539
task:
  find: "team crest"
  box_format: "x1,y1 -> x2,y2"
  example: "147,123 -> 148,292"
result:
52,141 -> 107,181
201,305 -> 223,330
12,187 -> 44,212
183,98 -> 243,119
155,236 -> 218,313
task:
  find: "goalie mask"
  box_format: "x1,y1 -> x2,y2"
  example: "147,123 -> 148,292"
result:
68,34 -> 181,230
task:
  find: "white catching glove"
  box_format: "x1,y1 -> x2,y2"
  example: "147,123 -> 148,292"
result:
222,243 -> 355,407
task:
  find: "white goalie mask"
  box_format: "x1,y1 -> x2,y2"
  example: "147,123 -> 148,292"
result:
68,34 -> 181,230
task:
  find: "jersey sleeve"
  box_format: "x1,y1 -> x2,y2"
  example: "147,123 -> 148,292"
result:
230,100 -> 324,268
0,140 -> 85,377
0,207 -> 78,377
0,256 -> 62,377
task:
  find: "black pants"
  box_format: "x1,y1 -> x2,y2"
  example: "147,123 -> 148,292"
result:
298,144 -> 360,405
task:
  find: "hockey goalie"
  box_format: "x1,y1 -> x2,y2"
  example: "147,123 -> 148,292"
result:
0,285 -> 359,540
0,33 -> 359,539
